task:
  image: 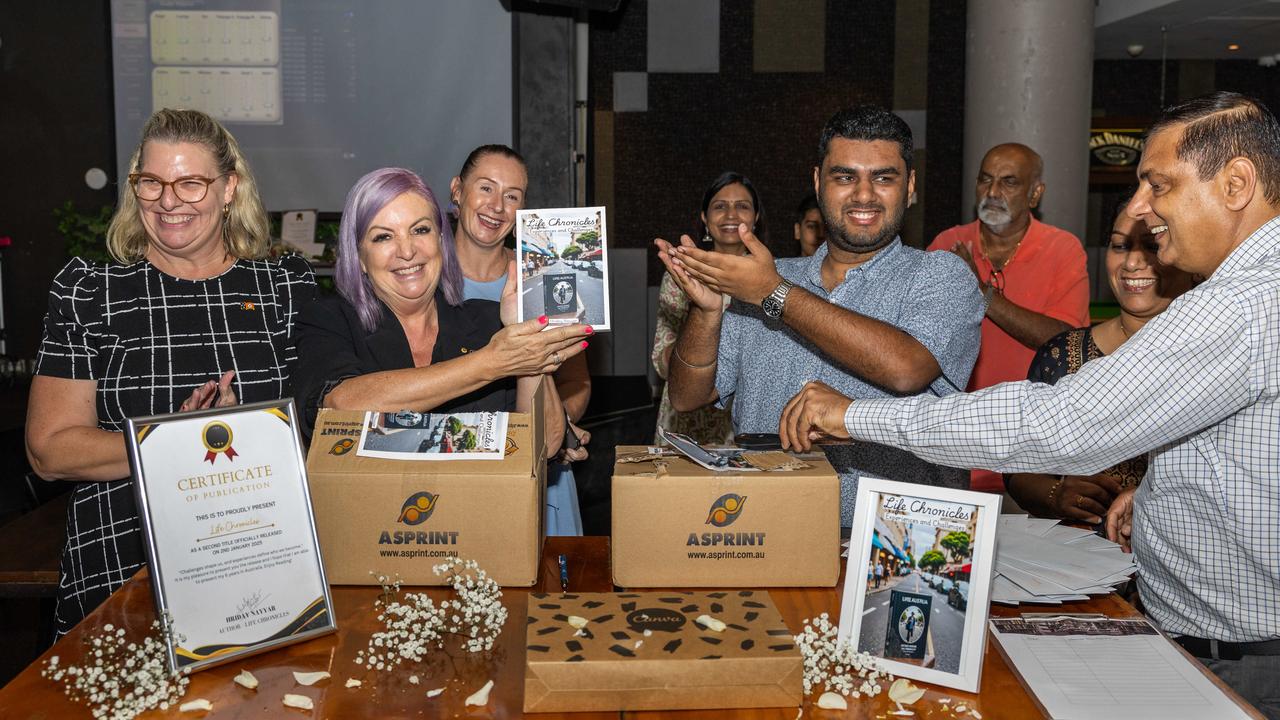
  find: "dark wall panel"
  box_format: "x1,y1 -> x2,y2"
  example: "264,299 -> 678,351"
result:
590,0 -> 918,284
0,3 -> 116,359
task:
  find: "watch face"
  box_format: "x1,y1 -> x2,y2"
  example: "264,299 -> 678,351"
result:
762,296 -> 783,319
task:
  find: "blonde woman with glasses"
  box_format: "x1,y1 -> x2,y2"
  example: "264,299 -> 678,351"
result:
25,108 -> 316,635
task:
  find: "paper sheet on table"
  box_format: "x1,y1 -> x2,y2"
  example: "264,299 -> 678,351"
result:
1000,531 -> 1136,581
990,620 -> 1252,720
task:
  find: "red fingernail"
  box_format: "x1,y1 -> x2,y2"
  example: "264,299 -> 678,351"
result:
538,315 -> 548,325
584,326 -> 594,335
581,341 -> 589,349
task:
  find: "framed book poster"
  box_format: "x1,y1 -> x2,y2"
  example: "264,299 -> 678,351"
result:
516,206 -> 611,331
126,399 -> 336,673
837,478 -> 1001,692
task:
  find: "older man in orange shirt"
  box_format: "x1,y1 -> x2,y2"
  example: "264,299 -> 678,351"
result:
927,143 -> 1090,491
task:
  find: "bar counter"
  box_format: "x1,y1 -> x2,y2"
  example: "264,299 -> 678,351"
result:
0,537 -> 1261,719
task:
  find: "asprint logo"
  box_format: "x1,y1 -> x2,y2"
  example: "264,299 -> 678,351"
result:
378,491 -> 458,546
687,492 -> 765,548
329,438 -> 355,455
705,493 -> 747,527
397,491 -> 438,525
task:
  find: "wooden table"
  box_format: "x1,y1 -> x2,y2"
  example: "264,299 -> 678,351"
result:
0,537 -> 1261,719
0,492 -> 68,598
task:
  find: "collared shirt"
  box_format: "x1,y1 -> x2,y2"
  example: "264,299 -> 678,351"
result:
845,216 -> 1280,643
715,240 -> 985,525
929,218 -> 1091,491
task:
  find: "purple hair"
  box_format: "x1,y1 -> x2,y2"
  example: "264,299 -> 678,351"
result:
335,168 -> 464,333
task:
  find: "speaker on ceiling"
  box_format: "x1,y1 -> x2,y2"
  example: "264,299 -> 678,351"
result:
527,0 -> 623,11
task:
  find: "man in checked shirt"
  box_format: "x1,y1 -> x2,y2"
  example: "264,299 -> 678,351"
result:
779,91 -> 1280,717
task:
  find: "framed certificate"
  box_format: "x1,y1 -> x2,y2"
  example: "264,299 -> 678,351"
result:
126,399 -> 336,673
836,478 -> 1001,692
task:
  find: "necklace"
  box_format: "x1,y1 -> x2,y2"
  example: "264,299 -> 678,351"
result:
979,234 -> 1025,272
1117,316 -> 1133,340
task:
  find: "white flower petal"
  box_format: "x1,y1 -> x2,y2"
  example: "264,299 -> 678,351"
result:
817,691 -> 847,710
282,693 -> 314,711
233,669 -> 259,690
292,671 -> 330,686
464,679 -> 495,706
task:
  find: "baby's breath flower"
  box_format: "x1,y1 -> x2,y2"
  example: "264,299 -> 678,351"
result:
794,613 -> 889,699
359,557 -> 507,673
42,617 -> 187,719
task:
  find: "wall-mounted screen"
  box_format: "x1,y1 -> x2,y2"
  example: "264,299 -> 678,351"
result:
111,0 -> 513,211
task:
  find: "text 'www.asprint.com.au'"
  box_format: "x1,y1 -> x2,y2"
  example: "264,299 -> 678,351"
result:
379,549 -> 460,559
686,550 -> 766,560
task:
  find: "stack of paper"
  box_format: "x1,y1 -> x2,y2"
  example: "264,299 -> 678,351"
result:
989,617 -> 1253,720
991,515 -> 1137,605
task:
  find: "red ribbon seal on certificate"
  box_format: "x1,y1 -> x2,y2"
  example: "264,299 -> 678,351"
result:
201,420 -> 238,464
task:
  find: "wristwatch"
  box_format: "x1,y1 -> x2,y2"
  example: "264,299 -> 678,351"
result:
761,279 -> 795,320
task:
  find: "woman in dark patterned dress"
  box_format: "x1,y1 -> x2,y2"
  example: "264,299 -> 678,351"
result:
26,109 -> 316,635
1005,199 -> 1195,523
651,172 -> 766,445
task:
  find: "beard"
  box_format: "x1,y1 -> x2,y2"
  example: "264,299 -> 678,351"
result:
977,198 -> 1014,228
820,199 -> 906,254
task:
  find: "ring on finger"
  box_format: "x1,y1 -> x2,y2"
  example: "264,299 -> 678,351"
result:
551,351 -> 562,365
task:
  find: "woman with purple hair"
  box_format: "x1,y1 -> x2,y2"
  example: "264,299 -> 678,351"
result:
292,167 -> 591,453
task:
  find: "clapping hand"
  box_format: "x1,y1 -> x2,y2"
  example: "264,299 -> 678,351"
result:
948,241 -> 981,283
654,235 -> 723,312
665,223 -> 783,306
179,370 -> 238,412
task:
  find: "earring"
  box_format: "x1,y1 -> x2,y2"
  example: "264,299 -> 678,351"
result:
222,204 -> 231,220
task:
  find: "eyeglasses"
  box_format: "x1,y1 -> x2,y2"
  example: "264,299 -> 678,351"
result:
128,172 -> 228,203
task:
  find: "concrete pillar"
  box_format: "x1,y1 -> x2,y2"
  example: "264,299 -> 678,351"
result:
516,11 -> 575,208
962,0 -> 1095,240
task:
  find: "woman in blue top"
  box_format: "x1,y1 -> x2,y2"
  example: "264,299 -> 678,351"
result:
449,145 -> 591,535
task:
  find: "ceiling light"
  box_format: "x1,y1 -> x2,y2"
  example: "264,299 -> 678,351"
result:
1228,43 -> 1241,51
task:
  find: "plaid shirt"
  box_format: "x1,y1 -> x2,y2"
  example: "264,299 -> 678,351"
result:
845,215 -> 1280,643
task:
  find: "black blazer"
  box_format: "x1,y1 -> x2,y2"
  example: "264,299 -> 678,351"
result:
293,290 -> 516,438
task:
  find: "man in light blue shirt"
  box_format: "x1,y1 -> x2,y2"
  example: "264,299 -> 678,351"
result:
656,106 -> 984,526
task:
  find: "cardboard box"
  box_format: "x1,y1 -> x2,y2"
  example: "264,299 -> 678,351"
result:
611,446 -> 840,587
523,590 -> 802,712
305,398 -> 546,587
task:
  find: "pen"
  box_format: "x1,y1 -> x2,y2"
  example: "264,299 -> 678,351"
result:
558,553 -> 569,591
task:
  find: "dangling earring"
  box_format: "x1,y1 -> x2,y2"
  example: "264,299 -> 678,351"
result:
702,234 -> 711,244
222,203 -> 231,220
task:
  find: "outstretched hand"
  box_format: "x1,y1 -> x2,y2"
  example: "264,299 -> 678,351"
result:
670,223 -> 783,305
654,234 -> 723,313
778,380 -> 853,452
179,370 -> 238,412
486,317 -> 592,377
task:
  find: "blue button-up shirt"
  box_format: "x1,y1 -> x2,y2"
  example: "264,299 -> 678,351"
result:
715,239 -> 985,525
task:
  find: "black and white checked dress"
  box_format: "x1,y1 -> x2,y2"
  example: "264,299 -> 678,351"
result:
33,255 -> 316,635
